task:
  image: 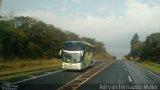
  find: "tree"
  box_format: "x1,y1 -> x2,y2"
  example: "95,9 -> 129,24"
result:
128,33 -> 144,59
141,33 -> 160,61
128,33 -> 160,62
0,16 -> 111,60
131,33 -> 139,46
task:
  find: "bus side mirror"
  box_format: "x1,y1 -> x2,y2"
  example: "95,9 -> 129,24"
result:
80,51 -> 84,57
59,49 -> 63,56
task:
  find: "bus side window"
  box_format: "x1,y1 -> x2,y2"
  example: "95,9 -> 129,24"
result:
91,47 -> 93,54
89,47 -> 92,54
87,45 -> 90,54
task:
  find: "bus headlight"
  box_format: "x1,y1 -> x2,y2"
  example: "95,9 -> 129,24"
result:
77,63 -> 81,69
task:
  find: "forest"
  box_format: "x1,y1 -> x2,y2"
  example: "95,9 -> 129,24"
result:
0,16 -> 110,60
128,33 -> 160,62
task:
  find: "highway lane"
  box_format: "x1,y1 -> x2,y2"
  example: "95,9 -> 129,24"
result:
81,60 -> 132,84
1,60 -> 160,90
4,61 -> 107,90
79,60 -> 160,90
79,60 -> 132,90
124,60 -> 160,84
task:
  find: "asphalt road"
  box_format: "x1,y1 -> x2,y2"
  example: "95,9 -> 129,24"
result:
0,60 -> 160,90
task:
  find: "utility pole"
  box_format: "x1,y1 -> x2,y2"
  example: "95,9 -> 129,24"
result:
0,0 -> 2,16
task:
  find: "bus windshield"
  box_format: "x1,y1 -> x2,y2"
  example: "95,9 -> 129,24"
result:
64,42 -> 85,51
63,53 -> 81,63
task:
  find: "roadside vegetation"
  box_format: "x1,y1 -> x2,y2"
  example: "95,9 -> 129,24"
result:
0,16 -> 113,80
126,33 -> 160,75
0,59 -> 61,80
95,54 -> 114,61
135,60 -> 160,75
0,16 -> 112,60
127,33 -> 160,62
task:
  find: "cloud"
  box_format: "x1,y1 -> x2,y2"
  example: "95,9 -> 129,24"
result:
95,6 -> 108,12
16,0 -> 160,58
125,0 -> 160,30
63,0 -> 81,3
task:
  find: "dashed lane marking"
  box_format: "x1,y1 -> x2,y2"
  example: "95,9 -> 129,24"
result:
28,75 -> 37,78
125,68 -> 128,72
128,75 -> 132,82
124,65 -> 126,68
130,61 -> 160,79
12,70 -> 62,84
57,61 -> 114,90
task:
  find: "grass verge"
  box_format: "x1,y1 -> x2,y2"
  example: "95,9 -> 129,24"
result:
135,60 -> 160,75
0,59 -> 62,81
94,54 -> 114,61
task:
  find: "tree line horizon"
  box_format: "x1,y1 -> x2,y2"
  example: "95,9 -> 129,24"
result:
127,32 -> 160,62
0,16 -> 111,60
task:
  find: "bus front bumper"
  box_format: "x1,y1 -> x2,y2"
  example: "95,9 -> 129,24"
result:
62,62 -> 82,70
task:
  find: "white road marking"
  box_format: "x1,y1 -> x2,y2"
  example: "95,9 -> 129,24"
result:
131,61 -> 160,79
125,68 -> 128,72
46,72 -> 52,74
28,75 -> 37,78
128,75 -> 132,82
124,65 -> 126,68
144,68 -> 160,79
12,70 -> 62,84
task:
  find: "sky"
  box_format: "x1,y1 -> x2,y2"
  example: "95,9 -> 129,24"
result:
2,0 -> 160,59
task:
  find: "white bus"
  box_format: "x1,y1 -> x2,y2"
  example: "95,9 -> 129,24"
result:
59,41 -> 95,70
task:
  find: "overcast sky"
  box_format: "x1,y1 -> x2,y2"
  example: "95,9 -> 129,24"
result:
2,0 -> 160,59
